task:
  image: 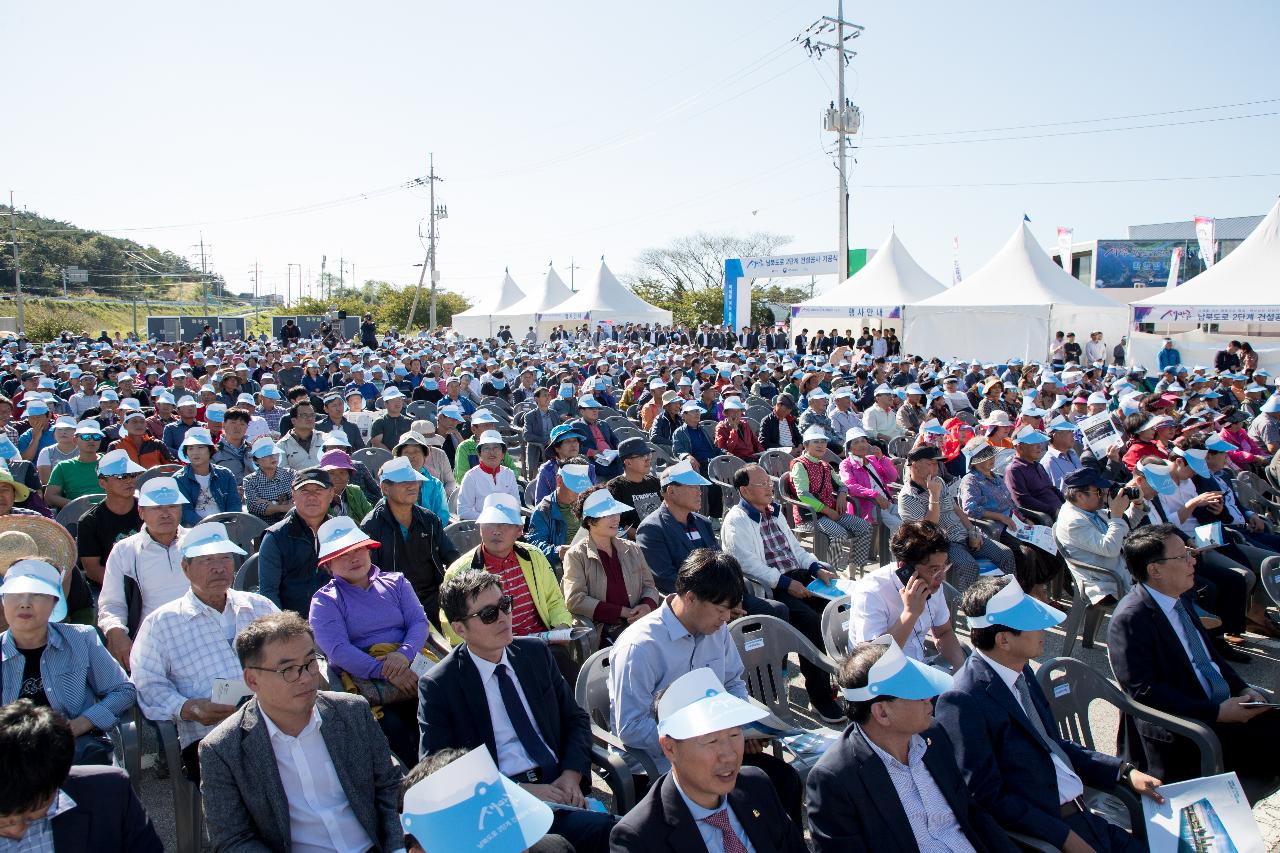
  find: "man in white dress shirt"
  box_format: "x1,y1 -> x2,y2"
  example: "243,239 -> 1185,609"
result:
199,611 -> 407,852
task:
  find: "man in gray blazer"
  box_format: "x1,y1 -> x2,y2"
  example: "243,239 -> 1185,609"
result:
199,612 -> 405,852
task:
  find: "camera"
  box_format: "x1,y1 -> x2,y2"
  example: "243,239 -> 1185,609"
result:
1109,483 -> 1140,500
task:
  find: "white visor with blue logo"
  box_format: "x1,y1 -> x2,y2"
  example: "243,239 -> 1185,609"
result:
968,579 -> 1065,631
841,635 -> 953,701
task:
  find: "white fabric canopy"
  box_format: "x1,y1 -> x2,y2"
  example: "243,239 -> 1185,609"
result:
539,260 -> 672,329
791,231 -> 943,327
495,266 -> 574,338
1133,198 -> 1280,323
451,271 -> 528,339
903,222 -> 1128,362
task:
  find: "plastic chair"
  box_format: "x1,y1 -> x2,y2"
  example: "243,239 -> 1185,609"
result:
54,493 -> 104,540
699,422 -> 716,447
1032,656 -> 1230,843
232,554 -> 259,593
55,493 -> 105,529
153,717 -> 204,852
444,520 -> 480,553
758,449 -> 792,479
1259,555 -> 1280,609
351,446 -> 393,477
523,480 -> 538,508
886,435 -> 913,458
707,454 -> 746,514
1234,472 -> 1280,524
1053,531 -> 1124,655
571,648 -> 646,811
406,399 -> 436,421
202,511 -> 268,554
604,415 -> 632,431
107,712 -> 144,797
728,615 -> 839,773
612,426 -> 644,442
777,472 -> 835,567
820,595 -> 852,658
746,404 -> 772,424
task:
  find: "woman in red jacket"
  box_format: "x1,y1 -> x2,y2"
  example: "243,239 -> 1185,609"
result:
714,396 -> 764,460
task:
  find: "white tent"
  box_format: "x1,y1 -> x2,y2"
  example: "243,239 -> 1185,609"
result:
903,222 -> 1129,362
495,265 -> 574,339
791,231 -> 943,329
1133,197 -> 1280,322
539,260 -> 672,330
451,270 -> 528,340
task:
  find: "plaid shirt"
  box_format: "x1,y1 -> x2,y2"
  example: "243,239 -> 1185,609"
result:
0,790 -> 75,853
242,466 -> 296,518
130,588 -> 278,747
759,510 -> 802,577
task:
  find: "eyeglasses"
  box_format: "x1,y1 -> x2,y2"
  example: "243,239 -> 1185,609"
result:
462,595 -> 513,624
104,473 -> 139,481
246,654 -> 325,683
1152,549 -> 1195,563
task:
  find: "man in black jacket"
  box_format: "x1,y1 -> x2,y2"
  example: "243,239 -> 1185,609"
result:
807,637 -> 1015,853
359,459 -> 460,628
1109,524 -> 1279,792
420,569 -> 616,852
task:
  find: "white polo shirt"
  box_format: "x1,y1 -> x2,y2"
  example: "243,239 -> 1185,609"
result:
848,564 -> 949,661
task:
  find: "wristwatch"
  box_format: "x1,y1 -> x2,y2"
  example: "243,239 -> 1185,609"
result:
1118,761 -> 1136,786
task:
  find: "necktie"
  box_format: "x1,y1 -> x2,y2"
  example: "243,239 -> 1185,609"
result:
1173,601 -> 1232,703
1086,511 -> 1110,534
700,808 -> 749,853
1013,674 -> 1075,773
494,663 -> 559,779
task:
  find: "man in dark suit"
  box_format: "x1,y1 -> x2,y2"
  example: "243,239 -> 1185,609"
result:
0,700 -> 163,852
609,668 -> 806,853
936,576 -> 1164,853
420,568 -> 616,852
793,329 -> 808,353
1109,523 -> 1279,792
199,612 -> 405,852
743,327 -> 760,350
807,636 -> 1016,853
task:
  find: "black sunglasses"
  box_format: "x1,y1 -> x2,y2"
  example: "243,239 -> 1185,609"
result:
463,595 -> 513,625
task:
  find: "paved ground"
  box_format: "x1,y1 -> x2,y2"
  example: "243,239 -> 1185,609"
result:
130,605 -> 1280,851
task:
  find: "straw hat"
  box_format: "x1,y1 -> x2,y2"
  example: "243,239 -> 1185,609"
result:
0,515 -> 77,573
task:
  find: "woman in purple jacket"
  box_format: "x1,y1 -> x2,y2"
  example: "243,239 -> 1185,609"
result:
308,515 -> 428,767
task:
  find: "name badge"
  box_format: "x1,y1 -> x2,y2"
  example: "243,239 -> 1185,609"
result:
687,530 -> 701,541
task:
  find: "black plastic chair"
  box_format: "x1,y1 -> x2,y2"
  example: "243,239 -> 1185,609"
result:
1053,531 -> 1124,655
202,511 -> 269,554
571,648 -> 646,812
443,520 -> 480,553
232,554 -> 259,593
351,446 -> 393,477
819,595 -> 852,658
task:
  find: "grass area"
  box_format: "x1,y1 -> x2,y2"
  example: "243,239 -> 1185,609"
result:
2,296 -> 279,340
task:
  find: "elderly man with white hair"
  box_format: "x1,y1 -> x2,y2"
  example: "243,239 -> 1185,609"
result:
130,521 -> 278,784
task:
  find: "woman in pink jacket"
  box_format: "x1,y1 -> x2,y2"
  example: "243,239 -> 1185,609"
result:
1219,411 -> 1268,470
839,427 -> 901,533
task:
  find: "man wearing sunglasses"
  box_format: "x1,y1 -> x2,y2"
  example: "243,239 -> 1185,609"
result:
200,612 -> 406,853
43,420 -> 107,509
76,450 -> 145,593
420,568 -> 617,853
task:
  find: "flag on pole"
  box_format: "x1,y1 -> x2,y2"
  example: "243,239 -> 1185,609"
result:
1194,217 -> 1216,268
1056,227 -> 1073,273
1166,246 -> 1183,288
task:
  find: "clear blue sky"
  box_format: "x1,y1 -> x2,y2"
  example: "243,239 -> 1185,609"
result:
4,1 -> 1278,304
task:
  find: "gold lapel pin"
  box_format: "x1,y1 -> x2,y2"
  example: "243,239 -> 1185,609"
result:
752,809 -> 761,818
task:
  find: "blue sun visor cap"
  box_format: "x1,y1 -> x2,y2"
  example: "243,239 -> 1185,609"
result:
1262,395 -> 1280,414
1204,435 -> 1236,452
841,635 -> 953,701
660,459 -> 713,487
1176,447 -> 1212,478
137,476 -> 190,507
577,395 -> 602,408
1136,460 -> 1176,495
969,578 -> 1066,631
179,522 -> 248,560
97,449 -> 146,477
470,410 -> 500,425
379,456 -> 427,484
559,463 -> 592,494
1,560 -> 67,623
437,405 -> 465,420
582,488 -> 632,518
1013,427 -> 1049,445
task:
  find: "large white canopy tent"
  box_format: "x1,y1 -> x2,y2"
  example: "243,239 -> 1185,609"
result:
539,260 -> 672,331
450,270 -> 528,340
495,264 -> 574,339
903,222 -> 1128,362
1132,197 -> 1280,321
1129,198 -> 1280,372
790,231 -> 943,330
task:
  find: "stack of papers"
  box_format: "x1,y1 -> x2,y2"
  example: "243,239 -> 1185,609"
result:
806,577 -> 856,599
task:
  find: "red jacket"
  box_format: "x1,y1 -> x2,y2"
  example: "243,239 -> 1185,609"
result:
715,418 -> 763,460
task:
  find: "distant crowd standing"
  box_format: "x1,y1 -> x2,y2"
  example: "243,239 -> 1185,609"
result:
0,316 -> 1277,852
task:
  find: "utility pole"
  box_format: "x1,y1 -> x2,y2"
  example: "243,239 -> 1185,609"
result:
568,258 -> 581,293
339,253 -> 344,294
407,154 -> 446,331
199,233 -> 209,311
799,2 -> 863,278
286,263 -> 301,307
320,255 -> 327,302
6,191 -> 23,333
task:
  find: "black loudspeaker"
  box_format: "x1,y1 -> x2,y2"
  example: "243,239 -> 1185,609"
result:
337,310 -> 347,320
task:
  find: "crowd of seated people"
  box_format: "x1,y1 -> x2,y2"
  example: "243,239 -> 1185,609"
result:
0,324 -> 1276,851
